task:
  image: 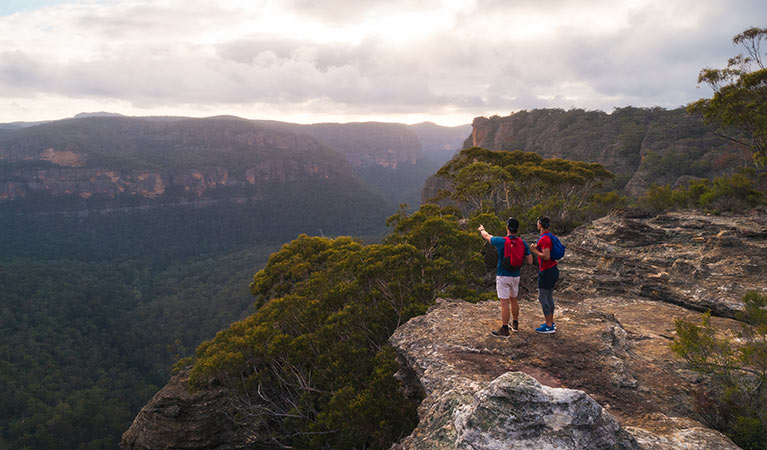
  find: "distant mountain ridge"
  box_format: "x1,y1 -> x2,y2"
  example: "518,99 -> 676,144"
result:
0,116 -> 355,204
0,114 -> 470,209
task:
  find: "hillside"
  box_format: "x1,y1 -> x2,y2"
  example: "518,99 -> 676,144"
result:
466,107 -> 753,195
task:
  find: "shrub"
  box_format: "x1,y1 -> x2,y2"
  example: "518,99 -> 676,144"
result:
635,169 -> 766,214
671,291 -> 767,450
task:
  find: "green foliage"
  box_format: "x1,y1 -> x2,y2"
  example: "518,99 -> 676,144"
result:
635,170 -> 766,214
193,237 -> 425,448
635,184 -> 689,212
687,27 -> 767,166
431,146 -> 616,233
671,291 -> 767,450
642,149 -> 713,179
384,204 -> 486,301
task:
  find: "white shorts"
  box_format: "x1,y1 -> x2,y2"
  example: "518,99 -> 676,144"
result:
496,275 -> 520,299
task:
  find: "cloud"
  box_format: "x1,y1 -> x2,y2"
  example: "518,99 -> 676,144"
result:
0,0 -> 764,124
284,0 -> 444,25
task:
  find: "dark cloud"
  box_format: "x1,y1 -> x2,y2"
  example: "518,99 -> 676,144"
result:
0,51 -> 45,90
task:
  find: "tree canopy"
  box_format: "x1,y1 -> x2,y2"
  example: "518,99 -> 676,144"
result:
688,27 -> 767,166
431,147 -> 615,232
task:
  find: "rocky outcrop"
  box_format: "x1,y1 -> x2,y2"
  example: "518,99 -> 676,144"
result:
467,108 -> 752,195
387,209 -> 765,449
121,368 -> 259,450
558,209 -> 767,318
389,297 -> 739,449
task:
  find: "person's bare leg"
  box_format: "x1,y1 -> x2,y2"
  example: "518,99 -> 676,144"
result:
500,298 -> 510,326
510,296 -> 519,322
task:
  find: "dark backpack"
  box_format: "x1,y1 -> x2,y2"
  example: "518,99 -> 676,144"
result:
501,236 -> 525,271
543,233 -> 566,260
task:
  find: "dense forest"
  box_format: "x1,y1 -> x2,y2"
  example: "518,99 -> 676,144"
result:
0,247 -> 270,450
0,176 -> 389,450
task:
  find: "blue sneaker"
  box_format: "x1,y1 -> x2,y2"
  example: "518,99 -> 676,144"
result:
535,323 -> 556,334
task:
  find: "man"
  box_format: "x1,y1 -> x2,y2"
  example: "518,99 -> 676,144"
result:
528,216 -> 559,334
478,218 -> 533,337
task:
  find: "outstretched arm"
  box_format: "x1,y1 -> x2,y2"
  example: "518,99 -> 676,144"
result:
477,225 -> 493,243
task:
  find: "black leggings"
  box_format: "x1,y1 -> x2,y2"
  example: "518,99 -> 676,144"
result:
537,266 -> 559,316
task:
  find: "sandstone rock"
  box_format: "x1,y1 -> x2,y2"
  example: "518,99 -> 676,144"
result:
120,368 -> 260,450
558,209 -> 767,318
453,372 -> 639,449
388,296 -> 740,450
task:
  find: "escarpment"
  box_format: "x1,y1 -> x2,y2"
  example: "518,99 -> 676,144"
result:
122,209 -> 764,449
465,108 -> 752,196
0,116 -> 352,204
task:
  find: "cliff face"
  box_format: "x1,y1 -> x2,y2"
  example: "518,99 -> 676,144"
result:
467,108 -> 752,195
120,368 -> 258,450
121,209 -> 765,449
0,116 -> 350,204
0,161 -> 339,201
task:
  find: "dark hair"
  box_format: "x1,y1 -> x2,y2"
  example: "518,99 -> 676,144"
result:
506,217 -> 519,233
537,216 -> 551,229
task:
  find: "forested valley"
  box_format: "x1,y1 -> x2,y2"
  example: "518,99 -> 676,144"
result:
0,176 -> 389,449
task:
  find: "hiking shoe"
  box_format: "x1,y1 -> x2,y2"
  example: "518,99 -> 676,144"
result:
535,323 -> 556,334
491,325 -> 510,338
511,320 -> 519,332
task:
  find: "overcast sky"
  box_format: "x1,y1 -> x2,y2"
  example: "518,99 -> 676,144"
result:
0,0 -> 764,125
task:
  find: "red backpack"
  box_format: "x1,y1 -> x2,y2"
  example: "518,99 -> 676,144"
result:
501,236 -> 525,271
